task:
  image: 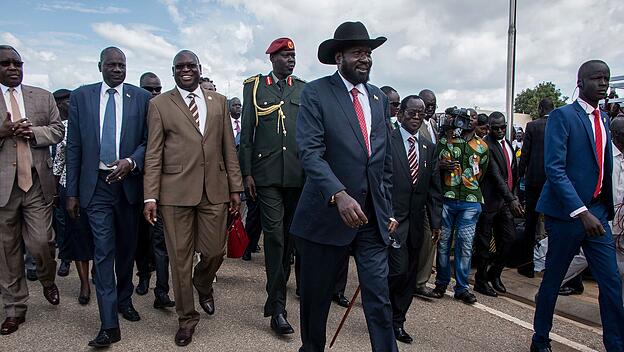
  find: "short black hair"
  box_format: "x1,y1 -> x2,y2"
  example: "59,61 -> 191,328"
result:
577,59 -> 609,83
538,98 -> 554,112
0,45 -> 20,57
477,113 -> 489,126
140,72 -> 158,81
488,111 -> 506,124
399,95 -> 423,111
380,86 -> 397,95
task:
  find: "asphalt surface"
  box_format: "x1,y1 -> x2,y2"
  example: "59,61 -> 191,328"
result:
1,252 -> 606,351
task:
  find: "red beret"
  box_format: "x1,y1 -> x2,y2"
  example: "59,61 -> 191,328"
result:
266,38 -> 295,54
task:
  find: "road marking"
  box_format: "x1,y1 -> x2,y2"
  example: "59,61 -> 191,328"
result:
428,284 -> 599,352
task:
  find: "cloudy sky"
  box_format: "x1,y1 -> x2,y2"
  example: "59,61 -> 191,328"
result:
2,0 -> 622,111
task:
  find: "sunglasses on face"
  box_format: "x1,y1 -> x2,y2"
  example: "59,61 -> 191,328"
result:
0,60 -> 23,68
175,63 -> 198,70
143,86 -> 162,93
490,125 -> 507,131
390,102 -> 400,107
403,109 -> 426,119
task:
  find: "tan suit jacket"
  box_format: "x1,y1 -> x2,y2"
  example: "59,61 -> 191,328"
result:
0,85 -> 64,207
144,87 -> 243,206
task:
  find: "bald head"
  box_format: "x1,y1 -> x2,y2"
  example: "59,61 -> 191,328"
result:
140,72 -> 162,99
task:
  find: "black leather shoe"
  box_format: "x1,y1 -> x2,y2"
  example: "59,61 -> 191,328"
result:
517,266 -> 535,278
175,327 -> 195,346
558,286 -> 573,296
78,294 -> 90,305
490,277 -> 507,293
43,283 -> 60,305
413,287 -> 439,299
394,327 -> 413,344
454,290 -> 477,304
0,317 -> 25,335
474,282 -> 498,297
154,294 -> 175,309
254,245 -> 261,253
332,293 -> 350,308
26,269 -> 38,281
431,285 -> 447,298
271,313 -> 294,335
198,289 -> 215,315
57,260 -> 70,277
530,341 -> 552,352
241,251 -> 251,261
119,305 -> 141,322
135,277 -> 150,296
88,328 -> 121,348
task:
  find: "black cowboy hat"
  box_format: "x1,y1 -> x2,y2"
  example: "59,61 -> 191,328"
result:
318,21 -> 387,65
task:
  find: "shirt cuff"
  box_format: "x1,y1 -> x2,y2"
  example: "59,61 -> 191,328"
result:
144,199 -> 156,203
570,206 -> 588,218
126,158 -> 136,171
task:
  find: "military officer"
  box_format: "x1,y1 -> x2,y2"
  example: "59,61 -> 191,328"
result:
239,37 -> 305,336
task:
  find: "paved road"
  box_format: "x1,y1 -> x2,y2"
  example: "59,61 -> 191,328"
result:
1,253 -> 606,351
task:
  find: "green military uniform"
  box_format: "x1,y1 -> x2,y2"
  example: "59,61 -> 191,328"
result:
239,71 -> 305,318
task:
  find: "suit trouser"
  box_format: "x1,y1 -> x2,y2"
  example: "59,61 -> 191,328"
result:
85,173 -> 139,329
149,211 -> 171,298
135,218 -> 154,279
0,174 -> 56,318
295,221 -> 398,352
532,202 -> 624,351
519,185 -> 543,272
256,186 -> 300,317
160,191 -> 228,330
474,205 -> 515,284
243,197 -> 262,255
388,236 -> 420,329
415,212 -> 435,290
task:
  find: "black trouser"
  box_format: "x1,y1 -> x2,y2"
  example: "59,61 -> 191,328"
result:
388,237 -> 419,329
474,205 -> 515,284
150,211 -> 170,297
518,185 -> 543,272
243,197 -> 262,255
256,186 -> 301,317
135,219 -> 154,280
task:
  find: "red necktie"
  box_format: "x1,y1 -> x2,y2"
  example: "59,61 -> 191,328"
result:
501,140 -> 513,190
593,109 -> 603,198
350,88 -> 370,156
408,136 -> 419,184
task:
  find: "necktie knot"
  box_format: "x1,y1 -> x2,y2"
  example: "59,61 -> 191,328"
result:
408,135 -> 417,146
593,109 -> 601,119
350,87 -> 359,99
107,88 -> 116,96
187,93 -> 196,99
8,87 -> 15,94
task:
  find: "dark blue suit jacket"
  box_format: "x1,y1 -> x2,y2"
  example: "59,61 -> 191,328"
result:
536,101 -> 614,221
66,83 -> 150,206
291,72 -> 393,246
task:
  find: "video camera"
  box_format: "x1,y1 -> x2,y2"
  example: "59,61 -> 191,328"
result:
439,106 -> 473,137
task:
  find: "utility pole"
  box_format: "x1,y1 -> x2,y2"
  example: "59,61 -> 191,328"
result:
505,0 -> 517,139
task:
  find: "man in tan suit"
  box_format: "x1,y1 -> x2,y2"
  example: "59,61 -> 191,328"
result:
143,50 -> 242,347
0,45 -> 64,335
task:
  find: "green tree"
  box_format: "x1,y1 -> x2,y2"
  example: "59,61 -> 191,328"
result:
514,82 -> 568,119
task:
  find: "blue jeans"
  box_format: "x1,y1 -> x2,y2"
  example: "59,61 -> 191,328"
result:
435,200 -> 482,294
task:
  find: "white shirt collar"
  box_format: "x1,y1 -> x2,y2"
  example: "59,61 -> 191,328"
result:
614,143 -> 623,158
399,125 -> 419,143
337,71 -> 368,98
101,82 -> 123,97
177,85 -> 203,99
1,83 -> 22,96
577,97 -> 598,114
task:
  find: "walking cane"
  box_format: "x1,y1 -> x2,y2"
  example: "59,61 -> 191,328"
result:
329,285 -> 361,348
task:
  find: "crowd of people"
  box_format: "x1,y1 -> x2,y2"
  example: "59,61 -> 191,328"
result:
0,20 -> 623,352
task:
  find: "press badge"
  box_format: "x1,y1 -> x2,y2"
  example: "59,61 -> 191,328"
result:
471,154 -> 479,175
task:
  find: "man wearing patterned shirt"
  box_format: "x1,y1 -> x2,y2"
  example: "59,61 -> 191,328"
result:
433,108 -> 489,304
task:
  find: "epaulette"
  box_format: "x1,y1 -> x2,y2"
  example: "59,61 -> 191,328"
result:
243,75 -> 260,85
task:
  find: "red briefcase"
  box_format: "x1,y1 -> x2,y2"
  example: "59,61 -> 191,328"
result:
227,212 -> 249,258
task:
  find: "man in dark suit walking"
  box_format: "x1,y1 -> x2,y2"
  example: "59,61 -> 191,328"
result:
292,21 -> 398,352
517,99 -> 553,278
388,95 -> 442,344
474,112 -> 524,297
531,60 -> 624,352
66,47 -> 151,347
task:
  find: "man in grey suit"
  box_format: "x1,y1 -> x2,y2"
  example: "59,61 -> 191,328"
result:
0,45 -> 64,335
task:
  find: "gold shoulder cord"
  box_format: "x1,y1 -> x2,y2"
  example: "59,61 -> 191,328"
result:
251,76 -> 287,135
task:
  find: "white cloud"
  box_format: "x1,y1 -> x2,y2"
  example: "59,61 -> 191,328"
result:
91,22 -> 178,60
37,2 -> 130,14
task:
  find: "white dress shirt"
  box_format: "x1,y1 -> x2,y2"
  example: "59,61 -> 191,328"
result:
177,85 -> 207,135
423,118 -> 436,144
498,138 -> 513,167
1,84 -> 26,121
99,82 -> 124,170
337,71 -> 372,153
570,98 -> 608,218
400,126 -> 419,161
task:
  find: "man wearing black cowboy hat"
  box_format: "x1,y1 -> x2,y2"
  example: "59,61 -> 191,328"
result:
291,21 -> 398,352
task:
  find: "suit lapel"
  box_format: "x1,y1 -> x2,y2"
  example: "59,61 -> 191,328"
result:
169,88 -> 201,135
487,135 -> 506,173
22,85 -> 34,120
572,101 -> 597,165
392,129 -> 411,180
120,84 -> 131,151
91,83 -> 102,147
366,83 -> 383,157
329,72 -> 367,155
201,88 -> 215,140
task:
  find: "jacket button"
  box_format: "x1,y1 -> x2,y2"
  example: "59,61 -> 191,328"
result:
258,153 -> 262,158
282,147 -> 286,151
12,162 -> 16,166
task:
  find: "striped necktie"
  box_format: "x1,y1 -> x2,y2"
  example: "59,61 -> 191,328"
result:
188,93 -> 200,129
408,135 -> 419,185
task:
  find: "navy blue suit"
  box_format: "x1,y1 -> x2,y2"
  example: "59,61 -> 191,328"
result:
292,72 -> 397,352
66,82 -> 150,329
533,101 -> 624,350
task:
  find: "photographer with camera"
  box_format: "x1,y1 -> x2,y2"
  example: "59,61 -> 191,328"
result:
432,107 -> 489,304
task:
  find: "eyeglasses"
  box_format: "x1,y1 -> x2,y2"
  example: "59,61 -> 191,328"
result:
0,60 -> 23,68
390,102 -> 400,107
490,125 -> 507,131
402,109 -> 426,119
174,63 -> 198,70
143,86 -> 162,93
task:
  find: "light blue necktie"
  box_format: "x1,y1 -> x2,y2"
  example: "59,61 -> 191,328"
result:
100,88 -> 117,165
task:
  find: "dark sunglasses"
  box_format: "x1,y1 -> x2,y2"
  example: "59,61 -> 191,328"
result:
143,86 -> 162,93
390,102 -> 400,107
490,125 -> 507,131
402,109 -> 426,119
174,63 -> 198,70
0,60 -> 23,68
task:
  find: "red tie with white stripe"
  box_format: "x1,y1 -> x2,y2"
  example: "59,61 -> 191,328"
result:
593,109 -> 603,198
408,135 -> 419,185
